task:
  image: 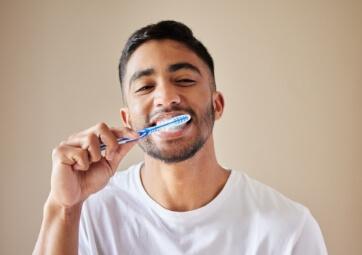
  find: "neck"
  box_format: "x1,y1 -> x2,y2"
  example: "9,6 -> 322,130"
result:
140,136 -> 230,212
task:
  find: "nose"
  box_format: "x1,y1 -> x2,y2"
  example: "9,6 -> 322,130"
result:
153,80 -> 181,108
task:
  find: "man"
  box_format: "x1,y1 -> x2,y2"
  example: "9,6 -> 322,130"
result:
33,20 -> 328,254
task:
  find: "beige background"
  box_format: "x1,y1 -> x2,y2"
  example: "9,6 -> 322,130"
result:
1,0 -> 361,254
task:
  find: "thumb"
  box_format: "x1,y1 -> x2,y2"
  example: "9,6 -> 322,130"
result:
107,141 -> 137,170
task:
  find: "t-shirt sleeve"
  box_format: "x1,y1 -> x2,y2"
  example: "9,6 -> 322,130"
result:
78,206 -> 91,255
292,210 -> 328,255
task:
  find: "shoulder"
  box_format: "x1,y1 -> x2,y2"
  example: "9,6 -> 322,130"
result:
237,171 -> 306,212
233,170 -> 310,233
232,170 -> 327,250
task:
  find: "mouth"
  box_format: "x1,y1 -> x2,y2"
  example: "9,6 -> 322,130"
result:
149,113 -> 192,128
148,113 -> 193,138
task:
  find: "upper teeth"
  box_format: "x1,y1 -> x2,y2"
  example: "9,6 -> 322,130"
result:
162,122 -> 187,131
156,118 -> 172,125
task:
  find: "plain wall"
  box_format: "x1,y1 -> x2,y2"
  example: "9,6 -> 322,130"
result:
1,0 -> 361,254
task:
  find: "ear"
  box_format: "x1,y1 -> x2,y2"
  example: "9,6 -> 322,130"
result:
120,107 -> 131,128
212,91 -> 225,120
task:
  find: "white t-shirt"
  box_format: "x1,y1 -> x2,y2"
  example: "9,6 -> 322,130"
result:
79,162 -> 328,255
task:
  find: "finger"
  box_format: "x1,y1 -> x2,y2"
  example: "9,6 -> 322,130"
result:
53,145 -> 90,171
63,135 -> 101,163
93,123 -> 120,160
63,124 -> 139,163
107,138 -> 138,170
70,148 -> 90,171
83,133 -> 102,163
72,152 -> 90,170
111,127 -> 140,139
102,127 -> 140,160
67,123 -> 119,161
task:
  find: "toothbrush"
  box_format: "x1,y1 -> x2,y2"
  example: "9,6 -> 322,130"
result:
99,114 -> 191,151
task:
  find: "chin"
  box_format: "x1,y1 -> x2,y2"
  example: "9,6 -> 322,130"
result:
140,135 -> 207,164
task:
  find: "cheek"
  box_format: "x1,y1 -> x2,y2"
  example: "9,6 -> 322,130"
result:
127,99 -> 151,129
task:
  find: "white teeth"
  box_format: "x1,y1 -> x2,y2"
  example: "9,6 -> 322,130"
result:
156,119 -> 171,125
161,122 -> 187,132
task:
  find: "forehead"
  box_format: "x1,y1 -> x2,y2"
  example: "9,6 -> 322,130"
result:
124,39 -> 210,87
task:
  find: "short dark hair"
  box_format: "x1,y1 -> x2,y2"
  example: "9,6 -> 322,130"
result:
118,20 -> 215,93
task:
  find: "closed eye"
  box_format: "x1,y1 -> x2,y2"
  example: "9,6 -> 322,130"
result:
176,79 -> 196,85
135,84 -> 155,93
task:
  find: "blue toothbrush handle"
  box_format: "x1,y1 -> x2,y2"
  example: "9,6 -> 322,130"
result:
99,130 -> 148,151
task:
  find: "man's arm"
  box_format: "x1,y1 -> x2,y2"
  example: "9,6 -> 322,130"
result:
33,199 -> 82,255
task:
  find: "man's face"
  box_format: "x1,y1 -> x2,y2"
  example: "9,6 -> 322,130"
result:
121,39 -> 223,163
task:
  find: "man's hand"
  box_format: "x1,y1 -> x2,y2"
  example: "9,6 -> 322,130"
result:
49,122 -> 138,208
33,123 -> 138,255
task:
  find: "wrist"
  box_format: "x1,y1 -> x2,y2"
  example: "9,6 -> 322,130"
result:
44,195 -> 83,223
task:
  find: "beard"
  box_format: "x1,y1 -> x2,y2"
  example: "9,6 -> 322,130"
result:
136,101 -> 215,164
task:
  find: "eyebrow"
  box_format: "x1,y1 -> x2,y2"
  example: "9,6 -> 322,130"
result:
128,62 -> 202,89
168,62 -> 201,75
129,68 -> 155,87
